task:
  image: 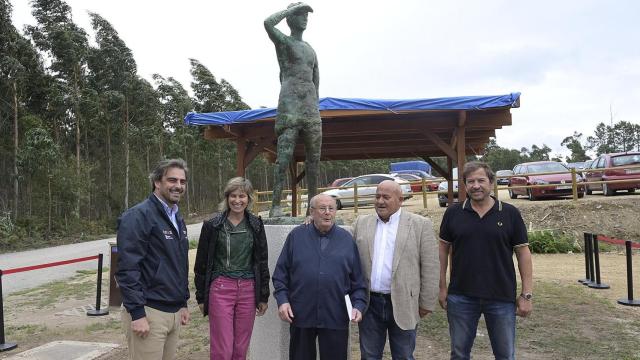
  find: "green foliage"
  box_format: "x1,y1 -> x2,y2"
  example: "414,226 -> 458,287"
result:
527,230 -> 579,254
561,131 -> 589,162
586,121 -> 640,156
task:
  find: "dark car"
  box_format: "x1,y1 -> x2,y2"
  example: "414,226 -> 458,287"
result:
509,161 -> 585,200
495,170 -> 514,185
584,152 -> 640,196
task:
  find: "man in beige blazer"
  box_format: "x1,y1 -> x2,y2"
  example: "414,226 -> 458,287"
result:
352,180 -> 439,359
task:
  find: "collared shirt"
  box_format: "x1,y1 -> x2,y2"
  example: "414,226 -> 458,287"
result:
154,194 -> 179,232
439,197 -> 528,302
370,208 -> 402,293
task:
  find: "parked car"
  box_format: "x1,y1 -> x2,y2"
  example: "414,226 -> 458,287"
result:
509,161 -> 585,200
391,172 -> 440,192
321,174 -> 412,209
566,161 -> 586,170
584,152 -> 640,196
437,168 -> 459,207
327,177 -> 353,188
495,170 -> 514,185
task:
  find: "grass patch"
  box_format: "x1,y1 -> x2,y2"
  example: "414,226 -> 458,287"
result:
419,280 -> 640,359
85,319 -> 121,333
8,272 -> 99,308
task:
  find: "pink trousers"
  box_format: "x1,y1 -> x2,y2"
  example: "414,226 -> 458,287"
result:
209,276 -> 256,360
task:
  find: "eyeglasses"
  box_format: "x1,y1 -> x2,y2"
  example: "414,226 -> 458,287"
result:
311,206 -> 336,213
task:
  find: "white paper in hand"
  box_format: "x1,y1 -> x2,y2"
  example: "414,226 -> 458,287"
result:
345,294 -> 354,321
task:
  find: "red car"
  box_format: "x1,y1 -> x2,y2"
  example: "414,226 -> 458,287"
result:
584,152 -> 640,196
509,161 -> 585,200
328,177 -> 353,188
393,173 -> 439,192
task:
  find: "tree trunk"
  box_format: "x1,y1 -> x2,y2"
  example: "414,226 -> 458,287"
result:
124,97 -> 130,209
48,173 -> 52,237
106,123 -> 112,218
12,81 -> 19,220
73,64 -> 82,218
183,144 -> 191,215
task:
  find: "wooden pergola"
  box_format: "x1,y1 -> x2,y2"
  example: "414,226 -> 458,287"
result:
188,94 -> 520,214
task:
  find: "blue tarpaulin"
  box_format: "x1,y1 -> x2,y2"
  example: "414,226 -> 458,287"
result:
184,92 -> 520,126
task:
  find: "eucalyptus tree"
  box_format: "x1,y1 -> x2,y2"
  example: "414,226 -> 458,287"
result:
189,58 -> 249,198
26,0 -> 90,217
0,0 -> 48,221
87,12 -> 138,210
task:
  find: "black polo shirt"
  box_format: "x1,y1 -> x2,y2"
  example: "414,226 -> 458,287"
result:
439,197 -> 528,302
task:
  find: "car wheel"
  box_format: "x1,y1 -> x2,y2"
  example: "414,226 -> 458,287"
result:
578,192 -> 584,199
528,189 -> 536,201
509,189 -> 517,199
335,199 -> 342,210
439,201 -> 446,208
603,183 -> 614,196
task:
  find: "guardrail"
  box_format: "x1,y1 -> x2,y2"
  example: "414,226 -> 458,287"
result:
251,164 -> 639,214
253,177 -> 446,215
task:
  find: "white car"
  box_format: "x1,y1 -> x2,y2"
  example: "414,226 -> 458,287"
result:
321,174 -> 412,209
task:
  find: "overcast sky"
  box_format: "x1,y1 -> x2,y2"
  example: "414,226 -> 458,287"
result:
10,0 -> 640,159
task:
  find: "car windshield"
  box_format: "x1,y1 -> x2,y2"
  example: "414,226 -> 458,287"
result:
612,154 -> 640,167
527,162 -> 568,173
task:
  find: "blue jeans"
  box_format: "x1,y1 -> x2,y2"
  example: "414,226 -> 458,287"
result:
446,294 -> 516,360
359,293 -> 416,360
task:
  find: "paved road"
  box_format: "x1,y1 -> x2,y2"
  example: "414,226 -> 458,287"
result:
0,222 -> 203,295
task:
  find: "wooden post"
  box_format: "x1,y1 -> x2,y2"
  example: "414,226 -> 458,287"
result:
457,111 -> 467,202
236,138 -> 246,177
353,183 -> 359,215
571,168 -> 578,201
422,178 -> 428,209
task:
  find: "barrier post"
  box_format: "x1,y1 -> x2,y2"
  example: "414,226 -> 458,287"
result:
588,234 -> 610,289
618,240 -> 640,306
584,233 -> 595,286
578,233 -> 591,284
87,254 -> 109,316
571,168 -> 578,201
0,270 -> 18,352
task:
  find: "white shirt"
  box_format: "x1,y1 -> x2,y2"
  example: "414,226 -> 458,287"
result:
370,208 -> 401,293
154,194 -> 179,233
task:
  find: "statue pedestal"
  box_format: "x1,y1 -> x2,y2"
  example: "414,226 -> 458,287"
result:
249,225 -> 296,360
249,224 -> 352,359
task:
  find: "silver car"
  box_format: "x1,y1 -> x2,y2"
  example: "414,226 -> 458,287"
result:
321,174 -> 412,209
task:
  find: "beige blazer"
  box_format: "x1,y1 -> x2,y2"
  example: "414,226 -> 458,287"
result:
352,211 -> 439,330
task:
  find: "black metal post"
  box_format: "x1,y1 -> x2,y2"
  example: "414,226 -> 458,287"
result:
87,254 -> 109,316
618,241 -> 640,306
0,270 -> 17,352
588,234 -> 610,289
584,233 -> 595,286
578,232 -> 591,283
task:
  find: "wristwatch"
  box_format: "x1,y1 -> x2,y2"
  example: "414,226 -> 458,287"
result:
520,292 -> 533,301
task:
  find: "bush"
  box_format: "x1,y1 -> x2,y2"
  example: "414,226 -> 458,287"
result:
528,230 -> 580,254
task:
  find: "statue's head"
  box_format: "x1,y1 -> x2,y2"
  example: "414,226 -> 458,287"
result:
286,3 -> 310,31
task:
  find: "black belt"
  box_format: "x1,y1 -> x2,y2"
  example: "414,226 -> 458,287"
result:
370,292 -> 391,298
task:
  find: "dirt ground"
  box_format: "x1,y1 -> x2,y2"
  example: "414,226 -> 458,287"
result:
1,192 -> 639,359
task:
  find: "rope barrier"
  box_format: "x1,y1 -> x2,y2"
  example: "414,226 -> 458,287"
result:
1,253 -> 108,352
2,255 -> 99,275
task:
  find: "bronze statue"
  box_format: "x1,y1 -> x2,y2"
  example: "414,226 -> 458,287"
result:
265,2 -> 321,217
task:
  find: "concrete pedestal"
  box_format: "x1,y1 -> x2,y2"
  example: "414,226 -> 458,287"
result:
250,225 -> 296,359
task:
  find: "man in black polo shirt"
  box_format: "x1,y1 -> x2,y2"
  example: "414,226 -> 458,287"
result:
438,161 -> 533,360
